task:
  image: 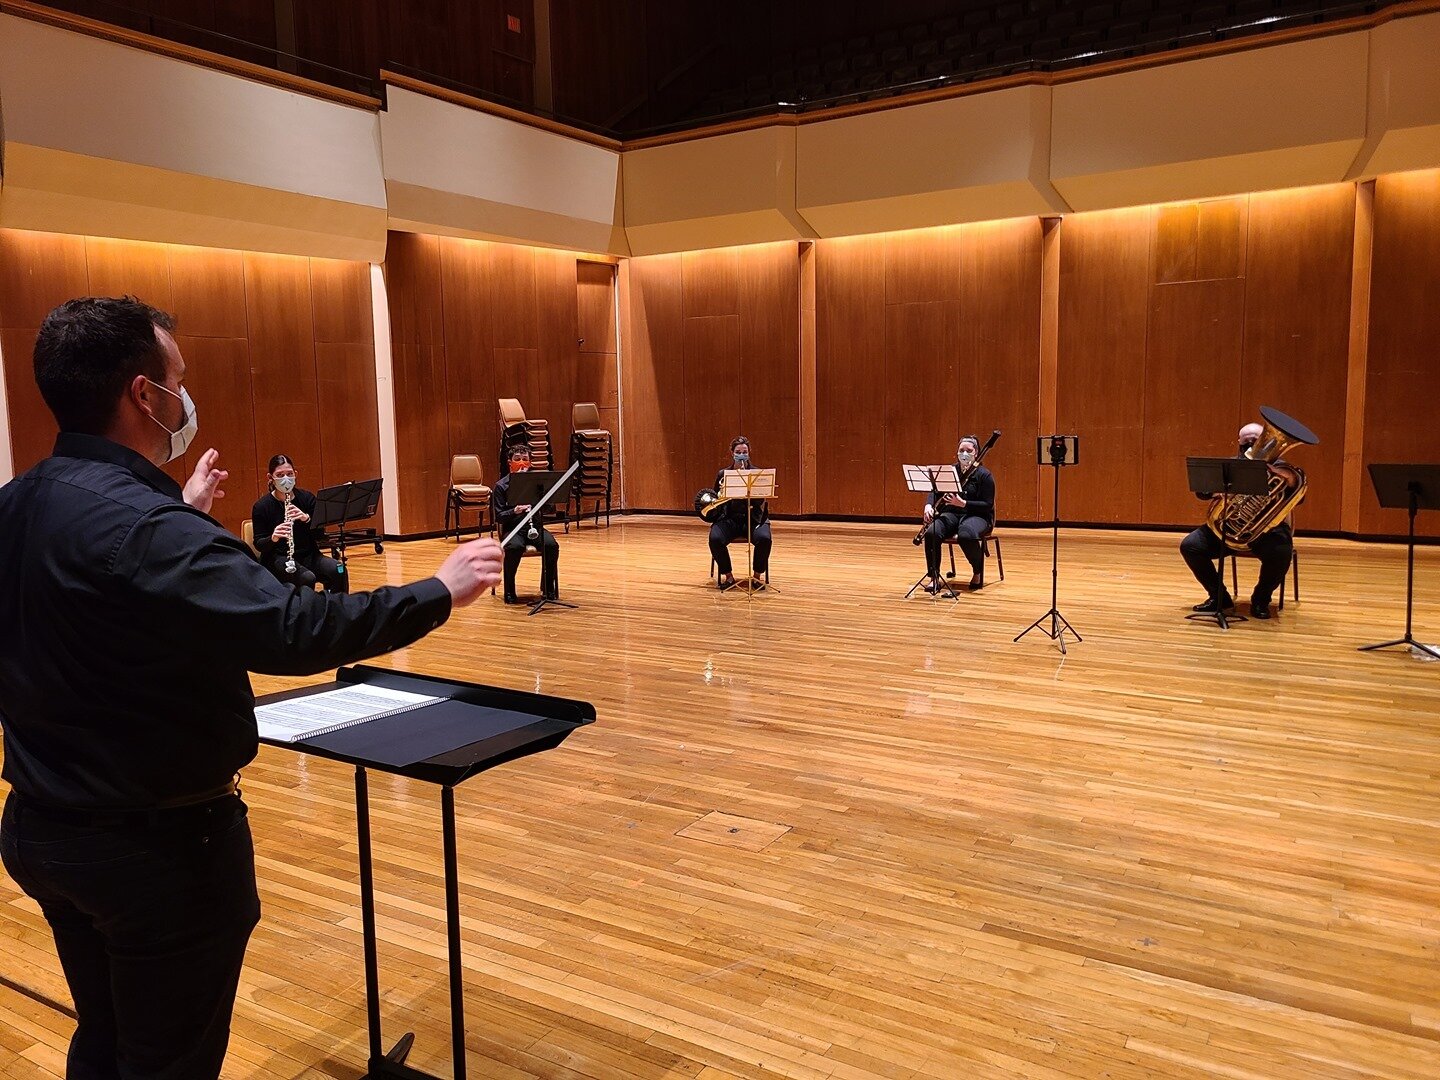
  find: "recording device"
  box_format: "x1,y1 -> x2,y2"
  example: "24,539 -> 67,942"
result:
1037,435 -> 1080,467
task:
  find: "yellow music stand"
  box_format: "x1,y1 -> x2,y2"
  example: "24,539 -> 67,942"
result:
718,468 -> 777,597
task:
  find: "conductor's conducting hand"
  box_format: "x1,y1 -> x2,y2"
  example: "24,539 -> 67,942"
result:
435,539 -> 504,607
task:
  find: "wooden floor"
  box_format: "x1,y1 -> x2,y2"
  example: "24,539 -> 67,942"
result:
3,518 -> 1439,1079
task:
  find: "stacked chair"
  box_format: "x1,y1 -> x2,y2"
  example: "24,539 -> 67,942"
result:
497,398 -> 563,529
568,402 -> 614,529
444,455 -> 492,541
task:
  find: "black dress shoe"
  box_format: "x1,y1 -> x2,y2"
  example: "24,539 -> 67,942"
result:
968,573 -> 983,591
1250,596 -> 1272,619
503,589 -> 519,605
718,575 -> 736,591
1192,594 -> 1235,614
544,583 -> 559,601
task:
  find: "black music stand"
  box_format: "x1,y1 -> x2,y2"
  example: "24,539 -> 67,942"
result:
902,464 -> 961,600
1184,457 -> 1270,630
313,479 -> 384,564
1359,464 -> 1440,660
504,470 -> 577,615
258,664 -> 595,1080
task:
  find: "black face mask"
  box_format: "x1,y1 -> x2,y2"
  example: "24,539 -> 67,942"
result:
1239,441 -> 1256,456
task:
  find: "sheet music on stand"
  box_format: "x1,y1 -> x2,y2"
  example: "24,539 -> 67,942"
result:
902,464 -> 961,496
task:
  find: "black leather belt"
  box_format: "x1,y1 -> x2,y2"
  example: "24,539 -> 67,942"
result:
11,776 -> 241,828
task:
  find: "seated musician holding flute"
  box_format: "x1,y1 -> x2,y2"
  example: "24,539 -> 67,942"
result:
920,435 -> 995,593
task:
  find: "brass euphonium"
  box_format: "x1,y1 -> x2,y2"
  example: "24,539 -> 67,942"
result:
1206,406 -> 1319,547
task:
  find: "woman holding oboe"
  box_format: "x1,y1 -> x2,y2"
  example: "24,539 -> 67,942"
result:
251,453 -> 347,592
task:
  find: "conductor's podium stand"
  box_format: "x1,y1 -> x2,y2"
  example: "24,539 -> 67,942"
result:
258,665 -> 594,1079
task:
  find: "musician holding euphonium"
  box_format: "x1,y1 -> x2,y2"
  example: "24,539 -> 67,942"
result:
707,436 -> 772,591
1181,410 -> 1315,620
920,435 -> 995,593
492,443 -> 560,604
251,453 -> 348,593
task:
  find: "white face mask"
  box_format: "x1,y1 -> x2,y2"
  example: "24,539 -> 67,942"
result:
274,474 -> 297,495
958,450 -> 976,467
146,381 -> 198,463
733,452 -> 750,468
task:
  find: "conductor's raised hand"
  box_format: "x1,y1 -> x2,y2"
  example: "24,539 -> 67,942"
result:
184,448 -> 229,514
434,538 -> 504,607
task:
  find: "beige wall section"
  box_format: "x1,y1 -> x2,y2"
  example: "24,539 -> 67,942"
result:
1350,12 -> 1440,177
1051,32 -> 1369,211
622,126 -> 814,255
0,15 -> 387,260
797,86 -> 1068,234
381,87 -> 626,255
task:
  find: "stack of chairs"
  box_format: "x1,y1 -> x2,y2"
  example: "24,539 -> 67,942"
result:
497,398 -> 561,528
569,402 -> 613,529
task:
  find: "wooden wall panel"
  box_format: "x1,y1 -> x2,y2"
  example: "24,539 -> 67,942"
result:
84,237 -> 174,311
1142,279 -> 1246,525
0,231 -> 89,328
1055,208 -> 1152,524
681,315 -> 742,487
1364,170 -> 1440,537
244,253 -> 322,488
168,248 -> 247,339
621,253 -> 686,509
1240,186 -> 1355,533
957,219 -> 1043,523
882,301 -> 952,516
310,259 -> 374,346
385,233 -> 618,530
176,335 -> 258,519
816,235 -> 885,516
739,244 -> 801,516
622,244 -> 800,513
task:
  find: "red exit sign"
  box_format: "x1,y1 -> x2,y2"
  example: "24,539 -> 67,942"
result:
506,14 -> 521,33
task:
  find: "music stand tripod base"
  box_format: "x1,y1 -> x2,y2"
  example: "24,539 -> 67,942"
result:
528,594 -> 577,617
1358,464 -> 1440,661
1013,609 -> 1081,655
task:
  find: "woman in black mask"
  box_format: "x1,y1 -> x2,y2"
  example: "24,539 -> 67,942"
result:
710,436 -> 771,590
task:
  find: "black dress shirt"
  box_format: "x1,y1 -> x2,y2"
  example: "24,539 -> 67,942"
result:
251,487 -> 320,563
0,434 -> 452,810
927,465 -> 996,525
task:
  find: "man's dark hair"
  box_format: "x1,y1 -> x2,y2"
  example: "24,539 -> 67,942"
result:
508,445 -> 532,460
33,296 -> 176,434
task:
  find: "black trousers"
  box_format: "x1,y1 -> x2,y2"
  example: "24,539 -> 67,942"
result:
267,549 -> 348,593
1180,526 -> 1292,603
0,794 -> 261,1080
710,519 -> 771,576
923,513 -> 989,577
503,528 -> 559,594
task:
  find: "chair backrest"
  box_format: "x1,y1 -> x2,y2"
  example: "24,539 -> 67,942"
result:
572,402 -> 600,430
498,398 -> 526,425
451,455 -> 482,485
241,519 -> 257,555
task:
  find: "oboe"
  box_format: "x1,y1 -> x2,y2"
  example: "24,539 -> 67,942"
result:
283,491 -> 298,575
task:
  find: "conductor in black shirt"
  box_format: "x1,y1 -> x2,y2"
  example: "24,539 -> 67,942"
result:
491,444 -> 560,604
250,453 -> 348,592
0,297 -> 502,1080
920,435 -> 996,592
709,436 -> 771,591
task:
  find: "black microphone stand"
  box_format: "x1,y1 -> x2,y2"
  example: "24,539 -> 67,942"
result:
1016,442 -> 1081,655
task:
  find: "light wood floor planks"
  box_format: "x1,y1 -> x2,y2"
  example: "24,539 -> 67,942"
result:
2,518 -> 1438,1079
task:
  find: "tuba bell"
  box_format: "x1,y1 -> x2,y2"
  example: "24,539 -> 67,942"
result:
1206,406 -> 1318,547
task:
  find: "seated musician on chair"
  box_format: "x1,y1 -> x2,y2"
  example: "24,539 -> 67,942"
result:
920,435 -> 995,593
491,444 -> 559,605
1180,420 -> 1299,620
250,453 -> 348,593
710,436 -> 771,591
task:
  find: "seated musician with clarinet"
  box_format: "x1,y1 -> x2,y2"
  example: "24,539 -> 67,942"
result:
697,436 -> 771,591
1181,409 -> 1315,620
491,444 -> 560,604
919,435 -> 996,593
251,453 -> 347,593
